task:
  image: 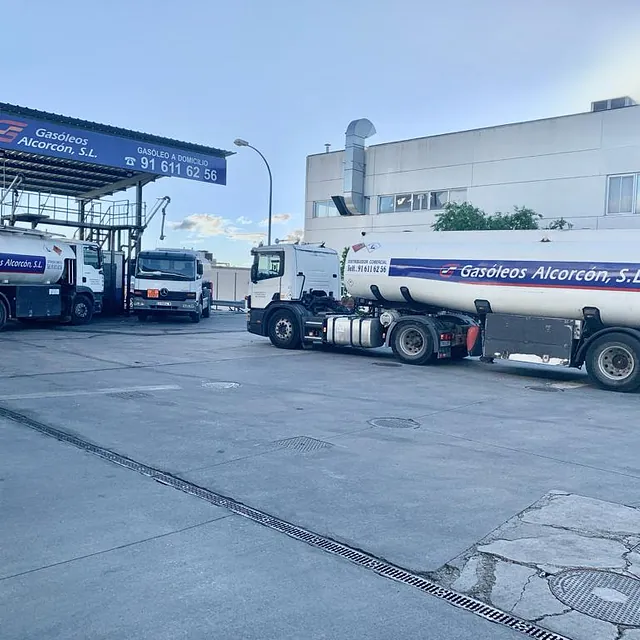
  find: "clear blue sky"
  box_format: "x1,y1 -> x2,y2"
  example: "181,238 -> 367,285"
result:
2,0 -> 639,265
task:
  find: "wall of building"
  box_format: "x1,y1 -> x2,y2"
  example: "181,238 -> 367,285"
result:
202,263 -> 250,307
305,105 -> 640,250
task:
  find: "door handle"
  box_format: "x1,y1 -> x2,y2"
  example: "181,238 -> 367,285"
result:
82,277 -> 87,283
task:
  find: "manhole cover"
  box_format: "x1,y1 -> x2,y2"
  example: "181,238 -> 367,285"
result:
526,385 -> 560,393
368,417 -> 420,429
372,362 -> 402,368
108,391 -> 151,400
549,569 -> 640,625
201,381 -> 240,389
274,436 -> 333,453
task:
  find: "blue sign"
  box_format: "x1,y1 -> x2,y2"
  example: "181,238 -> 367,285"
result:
387,258 -> 640,291
0,112 -> 227,185
0,253 -> 46,274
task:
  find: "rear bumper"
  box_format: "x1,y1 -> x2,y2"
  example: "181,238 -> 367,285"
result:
132,298 -> 199,313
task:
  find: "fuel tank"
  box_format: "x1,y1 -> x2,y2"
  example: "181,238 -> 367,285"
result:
344,229 -> 640,327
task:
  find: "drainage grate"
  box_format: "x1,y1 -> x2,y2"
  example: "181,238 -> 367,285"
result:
0,404 -> 571,640
108,391 -> 152,400
372,362 -> 402,368
201,381 -> 241,390
550,569 -> 640,625
274,436 -> 334,453
368,417 -> 420,429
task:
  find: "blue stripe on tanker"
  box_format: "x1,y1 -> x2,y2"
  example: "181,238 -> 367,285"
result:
0,253 -> 47,275
388,258 -> 640,291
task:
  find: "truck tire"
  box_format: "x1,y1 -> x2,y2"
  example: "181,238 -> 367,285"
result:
190,303 -> 202,324
0,300 -> 7,331
391,321 -> 436,365
585,332 -> 640,393
268,309 -> 301,349
71,295 -> 93,325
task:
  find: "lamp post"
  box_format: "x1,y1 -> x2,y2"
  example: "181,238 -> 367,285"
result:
234,138 -> 273,245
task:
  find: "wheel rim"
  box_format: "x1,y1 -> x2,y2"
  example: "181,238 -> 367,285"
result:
75,302 -> 88,318
398,327 -> 426,357
275,317 -> 293,341
597,345 -> 635,381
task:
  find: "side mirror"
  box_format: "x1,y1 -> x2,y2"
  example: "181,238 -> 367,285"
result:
197,263 -> 204,276
250,263 -> 258,283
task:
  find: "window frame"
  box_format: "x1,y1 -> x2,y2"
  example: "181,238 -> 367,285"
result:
312,200 -> 339,218
83,244 -> 102,269
377,188 -> 467,214
253,250 -> 285,282
606,173 -> 638,215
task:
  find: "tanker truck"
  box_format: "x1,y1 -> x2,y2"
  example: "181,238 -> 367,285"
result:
0,226 -> 103,330
246,229 -> 640,393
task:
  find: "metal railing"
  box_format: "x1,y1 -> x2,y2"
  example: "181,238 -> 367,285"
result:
0,189 -> 146,229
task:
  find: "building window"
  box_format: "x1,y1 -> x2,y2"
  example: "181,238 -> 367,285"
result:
607,174 -> 638,214
377,188 -> 467,214
394,194 -> 412,212
313,200 -> 339,218
378,196 -> 395,213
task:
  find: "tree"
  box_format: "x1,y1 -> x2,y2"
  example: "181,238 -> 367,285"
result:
340,246 -> 349,280
432,202 -> 543,231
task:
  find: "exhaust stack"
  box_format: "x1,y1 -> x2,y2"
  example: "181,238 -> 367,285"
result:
331,118 -> 376,216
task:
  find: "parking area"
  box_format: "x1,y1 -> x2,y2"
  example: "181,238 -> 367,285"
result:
1,313 -> 639,640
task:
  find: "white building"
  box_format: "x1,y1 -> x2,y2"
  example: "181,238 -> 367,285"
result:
196,251 -> 249,307
304,97 -> 640,250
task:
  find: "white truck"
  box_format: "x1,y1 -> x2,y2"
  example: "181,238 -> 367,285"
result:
131,248 -> 213,323
0,226 -> 103,330
246,229 -> 640,393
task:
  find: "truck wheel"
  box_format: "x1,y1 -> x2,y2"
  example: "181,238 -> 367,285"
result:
202,298 -> 211,318
391,321 -> 436,365
0,300 -> 7,331
268,309 -> 301,349
71,295 -> 93,325
190,304 -> 202,324
585,332 -> 640,393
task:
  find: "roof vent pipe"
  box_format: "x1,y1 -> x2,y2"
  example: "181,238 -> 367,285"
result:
331,118 -> 376,216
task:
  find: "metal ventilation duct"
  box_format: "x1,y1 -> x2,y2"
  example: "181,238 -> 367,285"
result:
331,118 -> 376,216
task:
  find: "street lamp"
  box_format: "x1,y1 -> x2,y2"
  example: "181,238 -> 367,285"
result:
234,138 -> 273,245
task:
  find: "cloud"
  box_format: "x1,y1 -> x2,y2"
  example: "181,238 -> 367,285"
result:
259,213 -> 291,227
236,216 -> 253,225
169,214 -> 266,244
170,214 -> 227,236
278,228 -> 304,243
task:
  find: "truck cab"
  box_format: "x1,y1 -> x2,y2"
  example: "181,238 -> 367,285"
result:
131,249 -> 213,323
68,240 -> 104,318
247,242 -> 341,337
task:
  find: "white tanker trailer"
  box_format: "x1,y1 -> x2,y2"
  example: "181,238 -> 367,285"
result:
246,229 -> 640,392
0,226 -> 104,330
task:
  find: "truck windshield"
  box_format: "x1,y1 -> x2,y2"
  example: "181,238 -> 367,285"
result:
137,256 -> 195,280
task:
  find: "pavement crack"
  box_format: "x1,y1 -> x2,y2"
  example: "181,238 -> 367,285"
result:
0,514 -> 232,582
513,572 -> 535,610
532,607 -> 573,623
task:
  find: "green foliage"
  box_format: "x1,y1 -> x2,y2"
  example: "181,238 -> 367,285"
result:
340,246 -> 349,279
432,202 -> 543,231
546,217 -> 571,230
431,202 -> 489,231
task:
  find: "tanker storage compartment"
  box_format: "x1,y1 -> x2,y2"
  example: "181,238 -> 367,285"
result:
483,314 -> 575,365
325,316 -> 384,348
15,285 -> 62,319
